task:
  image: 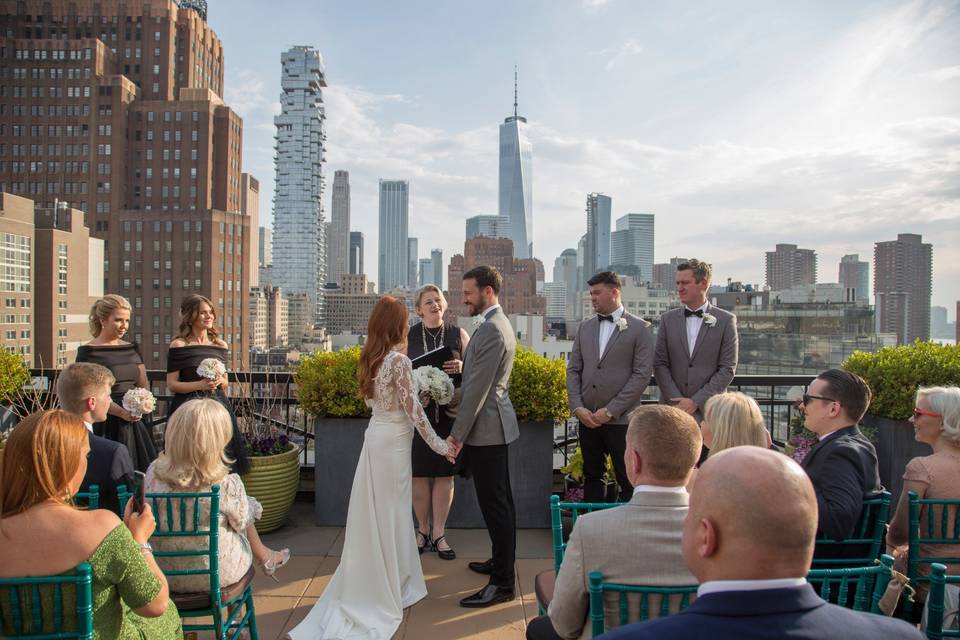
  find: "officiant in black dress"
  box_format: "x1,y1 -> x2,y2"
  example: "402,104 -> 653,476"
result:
407,284 -> 470,561
76,295 -> 157,472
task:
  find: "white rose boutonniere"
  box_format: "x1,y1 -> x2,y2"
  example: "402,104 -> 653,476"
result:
702,312 -> 718,327
472,315 -> 484,329
615,317 -> 628,332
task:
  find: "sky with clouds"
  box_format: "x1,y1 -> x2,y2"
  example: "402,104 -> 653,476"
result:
215,0 -> 960,315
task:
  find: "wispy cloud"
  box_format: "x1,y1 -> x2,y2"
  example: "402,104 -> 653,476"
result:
589,38 -> 643,71
581,0 -> 611,13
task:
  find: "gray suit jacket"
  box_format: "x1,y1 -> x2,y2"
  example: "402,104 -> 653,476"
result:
451,307 -> 520,446
653,305 -> 738,414
567,312 -> 654,424
548,490 -> 696,639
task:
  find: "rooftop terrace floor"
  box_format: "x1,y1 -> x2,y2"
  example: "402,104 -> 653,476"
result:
187,499 -> 554,639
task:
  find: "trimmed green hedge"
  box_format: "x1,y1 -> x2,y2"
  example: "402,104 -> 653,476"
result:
843,341 -> 960,420
295,345 -> 570,423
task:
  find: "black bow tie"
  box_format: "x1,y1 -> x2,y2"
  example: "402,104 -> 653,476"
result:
598,314 -> 614,323
684,308 -> 704,318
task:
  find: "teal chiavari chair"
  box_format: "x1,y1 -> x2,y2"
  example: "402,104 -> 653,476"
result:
587,572 -> 697,636
906,492 -> 960,620
147,485 -> 258,640
73,485 -> 100,510
812,491 -> 891,567
806,553 -> 895,613
0,563 -> 94,639
926,563 -> 960,639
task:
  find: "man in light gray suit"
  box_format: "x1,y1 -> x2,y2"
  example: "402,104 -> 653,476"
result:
654,259 -> 738,426
449,265 -> 520,608
568,271 -> 654,502
526,405 -> 701,640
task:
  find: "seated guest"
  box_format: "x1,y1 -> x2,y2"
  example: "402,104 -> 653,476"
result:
798,369 -> 883,554
688,392 -> 771,490
146,398 -> 290,592
57,362 -> 136,514
597,447 -> 922,639
527,405 -> 701,640
0,410 -> 182,639
886,386 -> 960,604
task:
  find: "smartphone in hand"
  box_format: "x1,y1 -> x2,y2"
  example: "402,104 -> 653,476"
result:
130,470 -> 147,514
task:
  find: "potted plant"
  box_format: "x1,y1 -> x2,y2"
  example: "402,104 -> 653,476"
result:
560,447 -> 618,502
843,341 -> 960,501
0,352 -> 30,460
295,348 -> 372,526
234,373 -> 302,533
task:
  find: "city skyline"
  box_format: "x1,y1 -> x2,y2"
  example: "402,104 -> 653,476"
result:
215,1 -> 954,310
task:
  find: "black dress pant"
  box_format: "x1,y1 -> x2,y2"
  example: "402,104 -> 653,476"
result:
579,421 -> 632,503
465,443 -> 517,588
526,615 -> 565,640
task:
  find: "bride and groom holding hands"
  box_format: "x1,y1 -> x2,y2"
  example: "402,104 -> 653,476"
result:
289,265 -> 518,640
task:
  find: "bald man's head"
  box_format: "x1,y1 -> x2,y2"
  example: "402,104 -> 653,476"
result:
682,447 -> 818,582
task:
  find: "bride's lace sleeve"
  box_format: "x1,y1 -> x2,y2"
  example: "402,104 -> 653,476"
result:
387,352 -> 449,456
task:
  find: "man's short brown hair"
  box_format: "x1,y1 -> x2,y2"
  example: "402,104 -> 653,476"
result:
677,259 -> 712,284
463,265 -> 503,295
56,362 -> 115,415
627,405 -> 702,483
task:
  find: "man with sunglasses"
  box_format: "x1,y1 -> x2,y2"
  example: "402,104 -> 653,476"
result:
798,369 -> 883,561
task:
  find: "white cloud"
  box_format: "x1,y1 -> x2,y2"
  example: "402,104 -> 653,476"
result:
589,39 -> 643,71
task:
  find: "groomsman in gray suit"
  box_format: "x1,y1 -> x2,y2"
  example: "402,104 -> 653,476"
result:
567,271 -> 654,502
449,265 -> 520,608
654,259 -> 738,425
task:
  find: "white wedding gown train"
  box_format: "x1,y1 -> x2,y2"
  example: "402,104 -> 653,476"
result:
288,350 -> 449,640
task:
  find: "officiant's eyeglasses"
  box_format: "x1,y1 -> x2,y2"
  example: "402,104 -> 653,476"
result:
802,394 -> 838,406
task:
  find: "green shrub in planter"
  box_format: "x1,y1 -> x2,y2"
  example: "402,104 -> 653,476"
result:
509,347 -> 569,423
0,350 -> 28,406
295,347 -> 371,418
296,345 -> 569,423
843,342 -> 960,420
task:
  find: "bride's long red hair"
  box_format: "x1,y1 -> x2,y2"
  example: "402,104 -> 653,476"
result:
358,296 -> 409,399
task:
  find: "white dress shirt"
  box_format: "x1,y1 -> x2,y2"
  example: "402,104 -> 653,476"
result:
632,484 -> 688,496
481,303 -> 502,320
598,306 -> 625,356
84,421 -> 94,433
697,577 -> 807,598
685,301 -> 709,357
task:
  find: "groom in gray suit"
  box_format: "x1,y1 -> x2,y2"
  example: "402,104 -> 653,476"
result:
567,271 -> 654,502
449,265 -> 520,608
654,259 -> 738,425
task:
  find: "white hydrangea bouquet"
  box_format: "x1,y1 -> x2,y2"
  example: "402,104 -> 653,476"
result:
197,357 -> 227,381
413,366 -> 455,406
122,387 -> 157,419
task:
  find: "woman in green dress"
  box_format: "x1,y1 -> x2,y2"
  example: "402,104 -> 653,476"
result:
0,410 -> 182,639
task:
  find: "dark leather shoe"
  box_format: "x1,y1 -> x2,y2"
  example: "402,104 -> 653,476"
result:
459,584 -> 515,608
468,559 -> 494,574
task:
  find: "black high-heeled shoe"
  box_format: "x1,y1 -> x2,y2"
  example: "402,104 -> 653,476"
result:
433,535 -> 456,560
416,530 -> 431,555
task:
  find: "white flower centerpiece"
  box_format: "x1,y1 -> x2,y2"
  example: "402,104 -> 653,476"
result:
197,357 -> 227,381
122,387 -> 157,420
413,366 -> 455,406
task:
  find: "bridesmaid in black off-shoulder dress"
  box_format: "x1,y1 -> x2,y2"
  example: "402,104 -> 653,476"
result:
165,294 -> 250,475
76,295 -> 157,471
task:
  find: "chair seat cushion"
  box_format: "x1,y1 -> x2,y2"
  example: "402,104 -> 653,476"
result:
535,570 -> 556,610
170,565 -> 255,611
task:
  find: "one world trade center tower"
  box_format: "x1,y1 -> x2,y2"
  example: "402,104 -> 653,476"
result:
498,70 -> 533,259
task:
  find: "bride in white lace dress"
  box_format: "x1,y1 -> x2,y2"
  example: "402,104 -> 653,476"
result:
289,297 -> 451,640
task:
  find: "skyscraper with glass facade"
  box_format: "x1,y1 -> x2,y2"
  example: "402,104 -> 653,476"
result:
272,46 -> 327,321
378,180 -> 409,293
498,74 -> 533,259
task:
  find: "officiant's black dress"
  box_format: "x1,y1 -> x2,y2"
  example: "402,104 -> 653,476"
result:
408,322 -> 463,477
75,342 -> 158,472
166,345 -> 250,474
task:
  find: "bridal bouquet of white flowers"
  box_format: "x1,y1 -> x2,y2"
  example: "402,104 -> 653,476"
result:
122,387 -> 157,419
197,357 -> 227,381
413,366 -> 454,405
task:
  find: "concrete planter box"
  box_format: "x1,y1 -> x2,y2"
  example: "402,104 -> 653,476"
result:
861,413 -> 932,505
312,417 -> 554,529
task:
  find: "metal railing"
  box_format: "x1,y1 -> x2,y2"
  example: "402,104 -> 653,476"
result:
24,369 -> 816,471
